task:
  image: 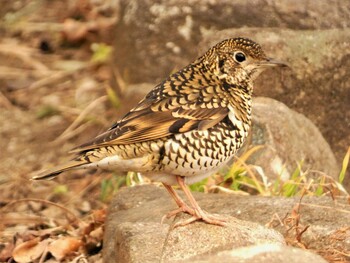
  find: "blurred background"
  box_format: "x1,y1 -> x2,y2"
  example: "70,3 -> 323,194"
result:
0,0 -> 349,262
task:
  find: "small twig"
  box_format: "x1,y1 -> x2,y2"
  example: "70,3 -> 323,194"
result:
299,202 -> 350,214
0,66 -> 32,79
64,176 -> 105,207
265,212 -> 284,228
38,240 -> 49,263
0,90 -> 15,109
111,67 -> 127,97
54,95 -> 107,143
0,43 -> 49,73
331,249 -> 350,257
26,71 -> 73,91
0,213 -> 47,225
1,198 -> 82,224
208,185 -> 249,195
232,155 -> 265,194
53,122 -> 92,144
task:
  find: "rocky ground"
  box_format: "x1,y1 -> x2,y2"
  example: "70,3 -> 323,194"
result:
0,0 -> 349,262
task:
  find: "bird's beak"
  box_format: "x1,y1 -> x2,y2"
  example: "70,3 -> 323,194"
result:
258,58 -> 289,68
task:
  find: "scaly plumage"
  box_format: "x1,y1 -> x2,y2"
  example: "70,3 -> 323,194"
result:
33,37 -> 286,227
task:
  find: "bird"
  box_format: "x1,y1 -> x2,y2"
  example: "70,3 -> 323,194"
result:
32,37 -> 287,227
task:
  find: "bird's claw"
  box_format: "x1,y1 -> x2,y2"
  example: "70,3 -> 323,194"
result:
173,210 -> 227,228
162,206 -> 227,228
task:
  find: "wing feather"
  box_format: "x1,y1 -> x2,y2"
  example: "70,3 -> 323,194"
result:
72,83 -> 229,152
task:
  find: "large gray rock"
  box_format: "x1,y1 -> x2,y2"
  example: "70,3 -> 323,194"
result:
103,184 -> 349,262
248,97 -> 338,180
113,0 -> 349,84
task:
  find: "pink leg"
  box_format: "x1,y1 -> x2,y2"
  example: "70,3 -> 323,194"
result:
174,176 -> 227,227
161,183 -> 196,223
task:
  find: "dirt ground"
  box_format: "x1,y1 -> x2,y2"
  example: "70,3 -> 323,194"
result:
0,1 -> 123,261
0,1 -> 349,262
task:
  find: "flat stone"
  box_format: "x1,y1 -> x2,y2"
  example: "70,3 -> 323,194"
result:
114,222 -> 169,263
184,243 -> 328,263
162,217 -> 285,262
103,185 -> 349,262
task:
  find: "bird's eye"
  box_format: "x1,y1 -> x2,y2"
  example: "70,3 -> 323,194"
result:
234,52 -> 246,63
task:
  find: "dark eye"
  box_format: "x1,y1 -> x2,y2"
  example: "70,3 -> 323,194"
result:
234,52 -> 246,63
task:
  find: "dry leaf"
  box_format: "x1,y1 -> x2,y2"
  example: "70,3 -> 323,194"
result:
92,209 -> 106,223
62,19 -> 90,43
89,226 -> 103,240
0,242 -> 14,262
12,237 -> 48,263
48,237 -> 83,261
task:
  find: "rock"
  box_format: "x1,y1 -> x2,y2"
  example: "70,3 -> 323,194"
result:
184,243 -> 328,263
200,28 -> 350,173
247,97 -> 338,180
162,217 -> 285,262
103,184 -> 349,262
113,0 -> 349,84
104,184 -> 285,262
113,218 -> 285,263
114,222 -> 169,263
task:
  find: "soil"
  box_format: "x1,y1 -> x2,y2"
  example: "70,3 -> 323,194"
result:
0,1 -> 121,261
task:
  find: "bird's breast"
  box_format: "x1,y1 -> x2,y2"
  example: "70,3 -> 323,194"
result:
159,119 -> 246,178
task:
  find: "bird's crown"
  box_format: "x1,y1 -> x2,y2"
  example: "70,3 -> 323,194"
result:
209,37 -> 267,60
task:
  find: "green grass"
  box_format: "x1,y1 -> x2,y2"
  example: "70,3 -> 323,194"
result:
100,146 -> 350,202
90,43 -> 113,64
191,145 -> 350,198
100,174 -> 126,202
36,105 -> 60,119
339,146 -> 350,184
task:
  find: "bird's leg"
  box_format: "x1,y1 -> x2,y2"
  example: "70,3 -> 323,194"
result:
174,175 -> 227,227
161,183 -> 196,223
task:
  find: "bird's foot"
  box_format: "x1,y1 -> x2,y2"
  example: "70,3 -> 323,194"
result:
172,209 -> 227,228
161,203 -> 196,224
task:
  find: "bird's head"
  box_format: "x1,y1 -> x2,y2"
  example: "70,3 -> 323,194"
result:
204,37 -> 287,84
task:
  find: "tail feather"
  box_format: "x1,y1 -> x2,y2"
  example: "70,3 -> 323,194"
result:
31,160 -> 87,180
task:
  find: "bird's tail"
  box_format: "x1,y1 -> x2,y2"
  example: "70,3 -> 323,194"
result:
31,160 -> 88,180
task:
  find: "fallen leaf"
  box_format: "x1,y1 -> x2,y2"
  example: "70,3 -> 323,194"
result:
12,237 -> 48,263
89,226 -> 103,240
92,209 -> 106,223
48,237 -> 83,261
62,19 -> 89,43
0,242 -> 14,262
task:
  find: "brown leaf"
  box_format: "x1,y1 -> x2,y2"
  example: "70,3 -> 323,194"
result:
89,226 -> 103,240
12,237 -> 48,263
48,237 -> 83,261
0,242 -> 14,262
92,209 -> 106,223
62,19 -> 90,43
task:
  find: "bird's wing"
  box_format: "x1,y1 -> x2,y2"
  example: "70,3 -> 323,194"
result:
73,85 -> 228,152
